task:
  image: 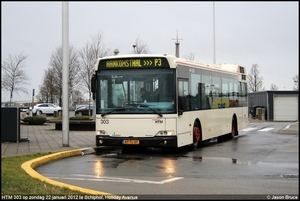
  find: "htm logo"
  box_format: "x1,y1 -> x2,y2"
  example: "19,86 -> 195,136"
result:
2,195 -> 13,199
155,120 -> 163,123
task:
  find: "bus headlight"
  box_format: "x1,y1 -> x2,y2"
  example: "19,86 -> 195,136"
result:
156,130 -> 175,136
97,130 -> 107,135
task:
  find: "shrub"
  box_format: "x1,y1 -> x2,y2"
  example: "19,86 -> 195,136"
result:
49,116 -> 91,121
22,116 -> 47,125
70,116 -> 91,120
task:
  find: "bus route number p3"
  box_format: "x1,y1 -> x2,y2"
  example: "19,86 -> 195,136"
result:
101,119 -> 109,124
155,58 -> 162,66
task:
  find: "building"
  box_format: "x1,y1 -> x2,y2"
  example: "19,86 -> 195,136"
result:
248,90 -> 298,121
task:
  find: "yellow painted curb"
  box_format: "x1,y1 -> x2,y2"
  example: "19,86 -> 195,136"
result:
21,149 -> 112,195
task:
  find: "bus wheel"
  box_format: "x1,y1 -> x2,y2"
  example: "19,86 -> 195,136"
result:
230,118 -> 237,139
192,122 -> 201,150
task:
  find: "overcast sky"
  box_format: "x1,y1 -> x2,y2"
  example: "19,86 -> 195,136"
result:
1,1 -> 299,102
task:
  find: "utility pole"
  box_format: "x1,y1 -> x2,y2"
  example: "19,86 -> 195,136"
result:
213,1 -> 216,64
62,1 -> 69,147
171,30 -> 183,58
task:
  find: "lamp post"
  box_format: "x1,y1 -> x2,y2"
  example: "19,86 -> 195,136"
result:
113,49 -> 119,55
213,1 -> 216,64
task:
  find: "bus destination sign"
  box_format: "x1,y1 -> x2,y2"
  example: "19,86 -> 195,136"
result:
99,57 -> 169,69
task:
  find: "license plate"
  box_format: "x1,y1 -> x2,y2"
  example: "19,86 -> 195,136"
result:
123,140 -> 139,145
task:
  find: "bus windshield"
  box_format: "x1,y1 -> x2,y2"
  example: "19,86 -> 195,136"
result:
96,68 -> 176,115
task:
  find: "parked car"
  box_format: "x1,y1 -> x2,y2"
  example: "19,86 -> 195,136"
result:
20,107 -> 29,112
75,104 -> 89,110
28,103 -> 61,116
75,106 -> 93,116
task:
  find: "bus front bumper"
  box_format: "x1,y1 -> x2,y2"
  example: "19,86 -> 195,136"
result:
96,135 -> 177,148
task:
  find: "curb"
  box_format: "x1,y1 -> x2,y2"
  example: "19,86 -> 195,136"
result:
274,129 -> 298,135
21,148 -> 113,195
274,122 -> 299,135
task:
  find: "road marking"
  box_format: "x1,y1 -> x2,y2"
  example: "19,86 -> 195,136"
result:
241,128 -> 256,131
48,174 -> 183,184
258,128 -> 274,132
241,127 -> 275,132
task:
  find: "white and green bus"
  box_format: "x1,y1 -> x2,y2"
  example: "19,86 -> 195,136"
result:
91,54 -> 249,150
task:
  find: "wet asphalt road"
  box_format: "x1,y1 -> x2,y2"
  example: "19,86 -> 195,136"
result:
35,122 -> 298,198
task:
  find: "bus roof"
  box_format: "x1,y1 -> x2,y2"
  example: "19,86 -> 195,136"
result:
94,54 -> 246,74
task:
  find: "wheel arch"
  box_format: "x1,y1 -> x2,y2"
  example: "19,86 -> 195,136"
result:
37,109 -> 43,115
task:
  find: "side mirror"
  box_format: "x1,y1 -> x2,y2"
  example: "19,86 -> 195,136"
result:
91,74 -> 96,100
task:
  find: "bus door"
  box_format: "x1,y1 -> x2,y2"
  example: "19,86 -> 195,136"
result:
177,78 -> 192,147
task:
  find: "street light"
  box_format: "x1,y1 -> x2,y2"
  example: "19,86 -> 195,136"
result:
132,44 -> 136,54
113,49 -> 119,55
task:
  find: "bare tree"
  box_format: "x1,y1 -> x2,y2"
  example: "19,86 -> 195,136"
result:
270,83 -> 278,90
1,52 -> 31,104
293,74 -> 299,91
183,53 -> 195,60
72,90 -> 84,105
78,32 -> 110,115
132,37 -> 150,54
37,68 -> 59,103
130,37 -> 151,95
247,64 -> 264,92
48,44 -> 81,106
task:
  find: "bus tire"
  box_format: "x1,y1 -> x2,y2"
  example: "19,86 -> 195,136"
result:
192,121 -> 201,150
229,117 -> 238,139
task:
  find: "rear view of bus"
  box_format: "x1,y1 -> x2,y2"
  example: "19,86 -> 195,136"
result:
91,54 -> 249,150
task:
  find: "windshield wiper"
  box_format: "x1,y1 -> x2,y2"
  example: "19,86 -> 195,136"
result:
139,104 -> 163,117
101,108 -> 126,117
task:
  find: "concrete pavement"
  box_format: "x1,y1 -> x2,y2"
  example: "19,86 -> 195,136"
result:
1,122 -> 96,158
273,121 -> 299,134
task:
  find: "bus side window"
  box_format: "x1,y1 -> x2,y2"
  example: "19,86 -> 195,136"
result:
178,79 -> 190,112
178,95 -> 191,111
179,96 -> 186,111
205,95 -> 211,109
